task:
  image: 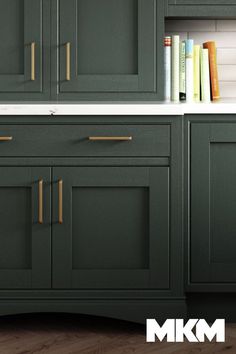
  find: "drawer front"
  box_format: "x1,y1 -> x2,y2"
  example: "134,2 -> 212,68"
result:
0,125 -> 170,157
172,0 -> 236,4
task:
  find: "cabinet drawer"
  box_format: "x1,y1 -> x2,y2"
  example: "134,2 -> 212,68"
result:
0,125 -> 170,157
171,0 -> 236,4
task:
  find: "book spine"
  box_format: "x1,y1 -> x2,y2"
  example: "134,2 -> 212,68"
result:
203,41 -> 220,101
201,48 -> 211,103
171,35 -> 180,102
193,45 -> 200,102
164,37 -> 171,102
185,39 -> 194,103
179,41 -> 186,101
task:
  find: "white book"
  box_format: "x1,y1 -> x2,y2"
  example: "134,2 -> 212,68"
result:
179,41 -> 186,101
185,39 -> 194,103
201,48 -> 211,103
171,35 -> 180,102
194,45 -> 201,102
164,37 -> 171,101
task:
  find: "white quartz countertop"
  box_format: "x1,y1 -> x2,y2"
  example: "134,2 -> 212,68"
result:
0,100 -> 236,115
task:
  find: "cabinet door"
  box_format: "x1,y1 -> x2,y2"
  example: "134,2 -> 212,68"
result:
53,167 -> 170,289
0,0 -> 44,95
0,167 -> 51,289
191,123 -> 236,284
58,0 -> 161,98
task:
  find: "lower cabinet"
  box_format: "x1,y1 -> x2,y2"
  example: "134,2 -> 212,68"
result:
190,123 -> 236,286
52,167 -> 170,289
0,167 -> 51,289
0,117 -> 184,321
0,165 -> 170,290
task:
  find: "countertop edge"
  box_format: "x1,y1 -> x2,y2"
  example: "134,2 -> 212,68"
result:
0,103 -> 235,115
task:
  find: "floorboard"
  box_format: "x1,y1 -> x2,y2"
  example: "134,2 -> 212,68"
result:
0,314 -> 234,354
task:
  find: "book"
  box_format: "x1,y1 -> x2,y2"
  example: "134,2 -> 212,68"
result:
179,41 -> 186,101
171,35 -> 180,102
164,36 -> 171,102
185,39 -> 194,103
193,45 -> 201,102
200,48 -> 211,103
203,41 -> 220,101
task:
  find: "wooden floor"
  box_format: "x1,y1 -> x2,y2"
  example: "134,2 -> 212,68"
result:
0,314 -> 235,353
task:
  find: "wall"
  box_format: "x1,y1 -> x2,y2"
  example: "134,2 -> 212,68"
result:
166,20 -> 236,98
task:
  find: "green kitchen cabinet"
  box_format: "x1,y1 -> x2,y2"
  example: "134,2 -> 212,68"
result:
0,117 -> 184,322
0,167 -> 51,289
0,0 -> 50,100
53,0 -> 164,100
190,123 -> 236,287
52,166 -> 170,289
167,0 -> 236,17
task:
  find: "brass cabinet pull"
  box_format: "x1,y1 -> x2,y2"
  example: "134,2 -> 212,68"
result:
88,136 -> 133,141
58,179 -> 63,224
38,179 -> 43,224
0,136 -> 13,141
66,42 -> 71,81
31,42 -> 36,81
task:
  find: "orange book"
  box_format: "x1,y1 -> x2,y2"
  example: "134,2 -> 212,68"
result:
203,41 -> 220,101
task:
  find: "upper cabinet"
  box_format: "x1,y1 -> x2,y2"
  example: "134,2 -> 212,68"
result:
0,0 -> 50,100
53,0 -> 164,101
167,0 -> 236,17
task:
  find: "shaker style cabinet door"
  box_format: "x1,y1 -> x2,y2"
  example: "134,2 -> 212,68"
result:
58,0 -> 162,99
0,0 -> 49,98
0,167 -> 51,289
52,167 -> 170,289
191,124 -> 236,284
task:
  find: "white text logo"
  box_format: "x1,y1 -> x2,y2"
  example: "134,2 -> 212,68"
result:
146,319 -> 225,342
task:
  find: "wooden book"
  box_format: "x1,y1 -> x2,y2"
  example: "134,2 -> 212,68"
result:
203,41 -> 220,101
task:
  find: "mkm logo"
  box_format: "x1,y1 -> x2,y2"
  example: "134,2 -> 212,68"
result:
146,319 -> 225,343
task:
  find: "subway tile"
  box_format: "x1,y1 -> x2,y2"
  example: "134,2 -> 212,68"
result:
217,48 -> 236,65
218,65 -> 236,81
219,82 -> 236,98
188,32 -> 236,47
165,20 -> 216,32
216,20 -> 236,32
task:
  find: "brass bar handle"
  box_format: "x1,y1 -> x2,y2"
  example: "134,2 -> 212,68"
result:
58,179 -> 63,224
88,136 -> 133,141
66,42 -> 71,81
0,136 -> 13,141
31,42 -> 36,81
38,179 -> 43,224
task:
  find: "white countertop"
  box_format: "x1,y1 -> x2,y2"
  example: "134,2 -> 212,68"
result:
0,100 -> 236,115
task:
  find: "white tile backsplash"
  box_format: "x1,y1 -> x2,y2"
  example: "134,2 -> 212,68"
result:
166,19 -> 236,98
218,65 -> 236,81
217,49 -> 236,65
